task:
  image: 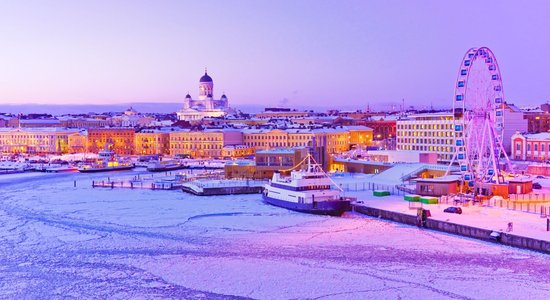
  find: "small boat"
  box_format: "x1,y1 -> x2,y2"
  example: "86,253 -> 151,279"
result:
78,145 -> 134,173
263,154 -> 352,216
146,159 -> 186,172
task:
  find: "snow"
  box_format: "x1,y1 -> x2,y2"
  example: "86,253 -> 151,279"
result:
0,170 -> 549,298
351,192 -> 550,242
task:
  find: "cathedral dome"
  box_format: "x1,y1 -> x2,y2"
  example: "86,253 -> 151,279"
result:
200,72 -> 213,83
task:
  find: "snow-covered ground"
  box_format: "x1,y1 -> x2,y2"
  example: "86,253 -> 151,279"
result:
0,171 -> 549,299
351,192 -> 550,242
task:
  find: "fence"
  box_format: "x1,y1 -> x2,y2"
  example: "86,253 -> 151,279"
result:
92,180 -> 180,190
338,182 -> 404,196
509,193 -> 550,202
488,198 -> 550,216
438,194 -> 550,217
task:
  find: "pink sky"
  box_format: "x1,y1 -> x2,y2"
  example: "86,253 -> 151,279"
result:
1,0 -> 549,110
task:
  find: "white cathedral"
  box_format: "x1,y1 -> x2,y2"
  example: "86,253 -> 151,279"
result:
176,70 -> 233,121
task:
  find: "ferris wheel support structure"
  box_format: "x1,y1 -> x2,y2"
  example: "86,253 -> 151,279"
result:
446,47 -> 513,191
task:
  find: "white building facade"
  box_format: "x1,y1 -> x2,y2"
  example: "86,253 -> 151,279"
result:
396,113 -> 455,163
176,70 -> 232,121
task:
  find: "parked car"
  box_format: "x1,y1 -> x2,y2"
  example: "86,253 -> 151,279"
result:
536,175 -> 546,179
533,182 -> 542,189
443,207 -> 463,214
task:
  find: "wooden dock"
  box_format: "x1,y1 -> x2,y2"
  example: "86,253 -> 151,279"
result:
92,179 -> 181,190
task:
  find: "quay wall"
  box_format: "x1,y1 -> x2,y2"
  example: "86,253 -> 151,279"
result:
182,186 -> 264,196
353,205 -> 550,254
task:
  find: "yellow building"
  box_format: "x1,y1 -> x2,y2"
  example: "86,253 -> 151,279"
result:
221,145 -> 255,158
88,128 -> 136,155
347,126 -> 374,148
0,128 -> 86,154
169,129 -> 243,158
135,131 -> 170,155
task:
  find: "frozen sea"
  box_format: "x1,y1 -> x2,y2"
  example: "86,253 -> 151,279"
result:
0,170 -> 549,299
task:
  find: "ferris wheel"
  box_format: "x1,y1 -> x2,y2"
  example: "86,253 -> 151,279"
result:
450,47 -> 512,190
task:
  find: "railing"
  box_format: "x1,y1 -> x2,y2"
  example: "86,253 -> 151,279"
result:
399,165 -> 427,182
396,184 -> 416,194
438,194 -> 550,217
92,180 -> 179,190
337,182 -> 404,196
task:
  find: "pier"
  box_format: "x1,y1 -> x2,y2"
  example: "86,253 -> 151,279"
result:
181,179 -> 267,196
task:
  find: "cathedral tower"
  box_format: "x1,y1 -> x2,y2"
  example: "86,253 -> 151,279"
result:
198,69 -> 213,100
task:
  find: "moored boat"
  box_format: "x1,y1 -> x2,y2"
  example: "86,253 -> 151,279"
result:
78,145 -> 134,173
262,154 -> 352,216
146,159 -> 186,172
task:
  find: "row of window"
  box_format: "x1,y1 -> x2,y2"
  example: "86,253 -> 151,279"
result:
397,138 -> 453,145
171,144 -> 222,150
171,136 -> 222,142
396,124 -> 453,130
397,131 -> 453,137
397,145 -> 453,153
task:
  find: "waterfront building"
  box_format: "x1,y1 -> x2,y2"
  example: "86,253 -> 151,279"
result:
511,132 -> 550,161
88,128 -> 135,155
176,70 -> 232,121
169,129 -> 243,158
224,148 -> 309,179
0,127 -> 86,154
221,145 -> 255,158
135,130 -> 170,155
396,113 -> 455,163
242,126 -> 373,168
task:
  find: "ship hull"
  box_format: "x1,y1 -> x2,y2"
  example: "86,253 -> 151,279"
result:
78,166 -> 135,173
147,165 -> 187,172
263,194 -> 351,216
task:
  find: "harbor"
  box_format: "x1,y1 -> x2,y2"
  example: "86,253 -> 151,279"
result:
1,169 -> 549,299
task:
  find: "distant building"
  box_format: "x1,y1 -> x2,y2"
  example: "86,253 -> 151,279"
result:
523,103 -> 550,133
19,119 -> 61,128
254,110 -> 311,119
501,102 -> 527,153
358,117 -> 397,141
176,70 -> 231,121
58,117 -> 110,129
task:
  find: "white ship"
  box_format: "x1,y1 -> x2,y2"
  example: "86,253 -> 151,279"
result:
78,145 -> 134,173
146,159 -> 186,172
262,154 -> 352,216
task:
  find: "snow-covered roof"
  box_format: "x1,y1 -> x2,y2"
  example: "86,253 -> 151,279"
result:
19,119 -> 60,124
0,127 -> 84,133
522,132 -> 550,140
256,149 -> 295,154
343,125 -> 373,131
